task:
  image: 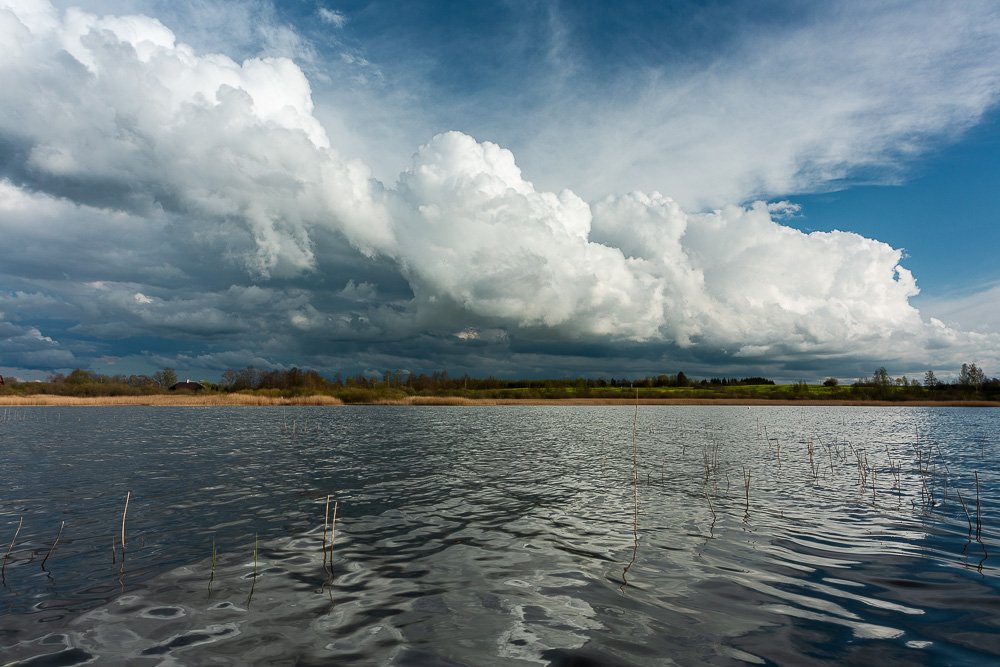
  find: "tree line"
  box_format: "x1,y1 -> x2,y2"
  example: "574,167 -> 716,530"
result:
2,363 -> 996,401
847,363 -> 999,400
1,367 -> 774,397
214,368 -> 774,392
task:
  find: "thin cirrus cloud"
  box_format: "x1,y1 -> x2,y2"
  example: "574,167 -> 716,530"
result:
510,2 -> 1000,209
0,0 -> 999,381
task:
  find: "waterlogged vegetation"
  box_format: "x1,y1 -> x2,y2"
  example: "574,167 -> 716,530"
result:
1,363 -> 999,404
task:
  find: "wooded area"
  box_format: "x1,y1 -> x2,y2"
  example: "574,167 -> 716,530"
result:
2,364 -> 997,403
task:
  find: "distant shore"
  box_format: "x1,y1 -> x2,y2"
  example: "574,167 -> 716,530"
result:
2,394 -> 998,407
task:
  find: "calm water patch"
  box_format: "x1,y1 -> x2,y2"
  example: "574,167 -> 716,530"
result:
0,406 -> 998,665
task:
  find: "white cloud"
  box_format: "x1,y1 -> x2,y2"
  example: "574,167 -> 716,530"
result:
0,0 -> 392,278
340,280 -> 377,301
383,131 -> 989,366
318,7 -> 346,28
454,327 -> 508,344
514,1 -> 1000,208
2,0 -> 999,378
389,132 -> 649,337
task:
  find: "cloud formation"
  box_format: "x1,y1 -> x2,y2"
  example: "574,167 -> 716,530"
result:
1,0 -> 390,278
386,132 -> 929,360
513,1 -> 1000,208
1,0 -> 999,381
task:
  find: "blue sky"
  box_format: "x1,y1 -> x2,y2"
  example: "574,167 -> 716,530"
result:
797,106 -> 1000,295
1,0 -> 999,383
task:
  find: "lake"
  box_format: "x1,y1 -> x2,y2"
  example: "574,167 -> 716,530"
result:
1,405 -> 998,665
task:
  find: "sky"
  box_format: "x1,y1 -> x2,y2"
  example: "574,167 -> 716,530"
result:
1,0 -> 999,383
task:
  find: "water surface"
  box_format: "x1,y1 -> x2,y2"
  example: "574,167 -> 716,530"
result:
1,406 -> 998,665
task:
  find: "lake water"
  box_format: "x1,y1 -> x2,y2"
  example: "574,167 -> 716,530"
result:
0,405 -> 998,665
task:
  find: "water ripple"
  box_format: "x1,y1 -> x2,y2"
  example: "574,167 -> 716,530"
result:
1,405 -> 999,664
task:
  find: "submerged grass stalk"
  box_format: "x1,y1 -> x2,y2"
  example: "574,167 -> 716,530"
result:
742,467 -> 751,520
41,521 -> 65,570
705,487 -> 717,537
121,490 -> 131,559
2,515 -> 23,582
208,537 -> 217,594
246,532 -> 259,607
957,488 -> 973,538
321,501 -> 339,600
620,389 -> 641,593
328,500 -> 338,574
323,495 -> 331,570
975,471 -> 983,543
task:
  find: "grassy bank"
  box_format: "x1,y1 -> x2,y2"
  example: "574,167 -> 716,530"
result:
2,393 -> 998,407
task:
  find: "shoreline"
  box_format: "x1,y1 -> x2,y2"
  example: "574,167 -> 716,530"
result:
1,394 -> 998,407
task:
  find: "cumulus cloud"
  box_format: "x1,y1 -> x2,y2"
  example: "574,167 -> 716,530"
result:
0,0 -> 392,278
1,0 -> 998,379
383,132 -> 975,366
389,132 -> 661,339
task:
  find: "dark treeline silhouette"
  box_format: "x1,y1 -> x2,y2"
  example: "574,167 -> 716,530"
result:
3,363 -> 997,402
3,367 -> 775,398
215,367 -> 775,393
4,368 -> 165,396
850,364 -> 1000,401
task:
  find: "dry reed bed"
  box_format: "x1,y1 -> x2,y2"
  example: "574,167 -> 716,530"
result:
2,394 -> 997,407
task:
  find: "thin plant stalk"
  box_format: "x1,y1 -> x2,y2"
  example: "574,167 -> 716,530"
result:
246,533 -> 259,607
975,471 -> 983,543
2,515 -> 23,582
956,488 -> 973,538
320,501 -> 339,601
631,387 -> 640,527
41,521 -> 65,570
621,388 -> 640,592
121,490 -> 131,559
208,537 -> 217,594
742,467 -> 751,520
328,501 -> 338,574
323,495 -> 331,569
705,488 -> 717,536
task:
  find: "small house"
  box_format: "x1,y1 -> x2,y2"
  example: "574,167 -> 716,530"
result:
169,379 -> 205,392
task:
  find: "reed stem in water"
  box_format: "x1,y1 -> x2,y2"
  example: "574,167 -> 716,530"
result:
2,516 -> 23,582
323,495 -> 331,569
246,532 -> 259,607
328,500 -> 339,574
956,488 -> 973,538
41,521 -> 65,570
975,471 -> 983,543
121,490 -> 131,559
208,537 -> 217,594
742,467 -> 751,520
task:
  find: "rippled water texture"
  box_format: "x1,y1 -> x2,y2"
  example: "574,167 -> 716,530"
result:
1,405 -> 998,665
